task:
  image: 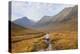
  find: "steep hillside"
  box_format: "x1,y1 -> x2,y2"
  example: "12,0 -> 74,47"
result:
11,21 -> 26,36
34,6 -> 72,26
33,5 -> 78,32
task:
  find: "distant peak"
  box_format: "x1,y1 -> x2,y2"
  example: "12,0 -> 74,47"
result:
43,16 -> 50,18
18,16 -> 32,21
22,16 -> 27,18
22,16 -> 28,19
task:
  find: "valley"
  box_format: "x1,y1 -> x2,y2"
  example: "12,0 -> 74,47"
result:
10,5 -> 78,53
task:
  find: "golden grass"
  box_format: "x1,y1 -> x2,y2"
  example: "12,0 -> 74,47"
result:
11,35 -> 48,52
50,31 -> 78,50
11,31 -> 78,53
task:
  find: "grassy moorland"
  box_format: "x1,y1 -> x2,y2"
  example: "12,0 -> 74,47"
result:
11,31 -> 78,52
50,31 -> 78,50
11,22 -> 47,52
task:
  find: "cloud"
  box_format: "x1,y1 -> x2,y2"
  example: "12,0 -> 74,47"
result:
12,1 -> 75,21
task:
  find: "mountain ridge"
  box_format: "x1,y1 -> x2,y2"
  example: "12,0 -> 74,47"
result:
32,5 -> 78,32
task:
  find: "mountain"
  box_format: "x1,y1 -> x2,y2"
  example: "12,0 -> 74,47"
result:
33,5 -> 78,32
35,6 -> 73,26
36,16 -> 52,25
13,17 -> 35,28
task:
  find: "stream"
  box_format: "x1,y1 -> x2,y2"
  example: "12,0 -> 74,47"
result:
39,34 -> 52,51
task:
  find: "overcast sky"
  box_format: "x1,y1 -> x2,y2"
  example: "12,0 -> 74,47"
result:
11,1 -> 75,22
